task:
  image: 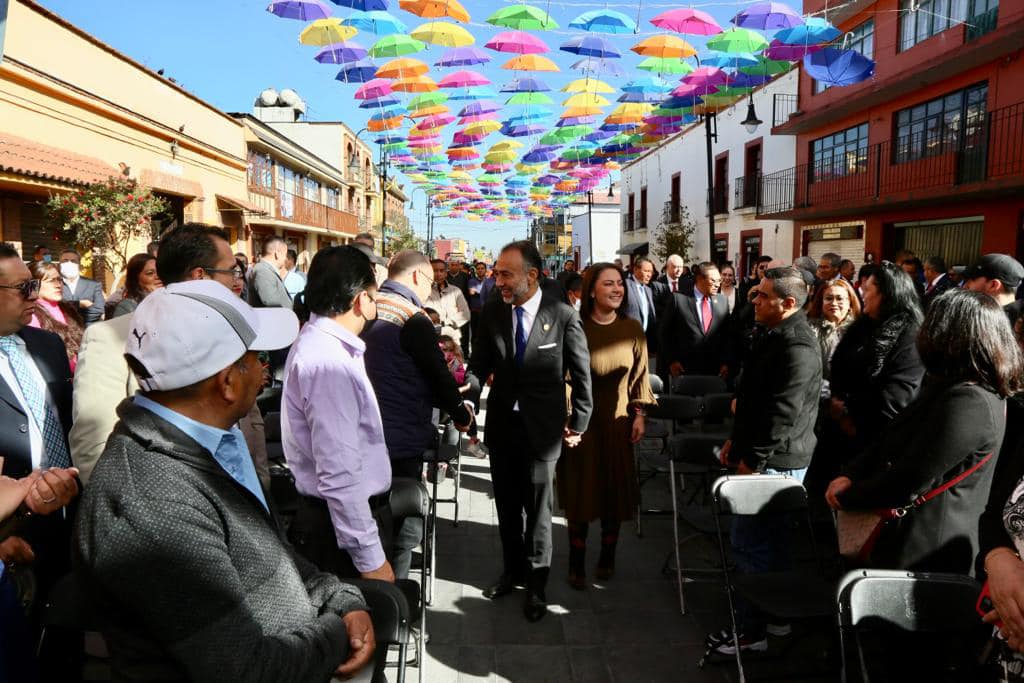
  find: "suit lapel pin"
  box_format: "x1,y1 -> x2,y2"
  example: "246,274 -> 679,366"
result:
543,323 -> 550,331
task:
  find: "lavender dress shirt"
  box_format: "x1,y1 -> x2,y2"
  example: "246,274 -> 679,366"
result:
281,314 -> 392,573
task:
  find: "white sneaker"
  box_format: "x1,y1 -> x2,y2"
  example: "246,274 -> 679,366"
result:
465,440 -> 488,459
766,622 -> 792,637
705,628 -> 768,655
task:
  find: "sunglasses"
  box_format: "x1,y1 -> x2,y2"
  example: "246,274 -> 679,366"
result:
0,279 -> 41,299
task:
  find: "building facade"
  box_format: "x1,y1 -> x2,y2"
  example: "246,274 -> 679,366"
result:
619,70 -> 798,276
532,210 -> 573,271
759,0 -> 1023,268
570,191 -> 621,267
433,237 -> 469,262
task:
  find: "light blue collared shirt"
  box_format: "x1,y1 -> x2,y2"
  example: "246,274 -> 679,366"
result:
133,394 -> 268,512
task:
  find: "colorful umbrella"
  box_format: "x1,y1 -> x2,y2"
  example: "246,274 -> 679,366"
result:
410,21 -> 475,47
331,0 -> 388,9
459,100 -> 501,116
358,94 -> 399,107
562,78 -> 614,94
740,55 -> 794,76
571,58 -> 625,77
368,34 -> 426,57
732,2 -> 804,30
408,91 -> 448,108
622,76 -> 672,93
314,41 -> 368,63
506,92 -> 554,105
375,57 -> 428,77
631,35 -> 697,59
637,57 -> 694,75
487,4 -> 558,31
335,59 -> 379,82
342,10 -> 407,34
776,17 -> 840,45
804,48 -> 875,87
407,104 -> 449,118
501,77 -> 551,92
561,105 -> 604,118
299,18 -> 358,46
438,70 -> 490,87
268,0 -> 332,21
683,66 -> 729,87
707,28 -> 769,54
766,39 -> 822,60
392,75 -> 438,92
398,0 -> 470,23
485,31 -> 550,54
650,8 -> 722,35
568,9 -> 637,34
562,93 -> 610,107
700,52 -> 760,68
355,78 -> 393,99
501,55 -> 559,72
560,35 -> 621,59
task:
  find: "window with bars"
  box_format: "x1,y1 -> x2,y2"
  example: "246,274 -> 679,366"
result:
326,187 -> 340,209
247,151 -> 274,190
810,123 -> 870,181
814,20 -> 874,94
898,0 -> 968,52
893,83 -> 987,163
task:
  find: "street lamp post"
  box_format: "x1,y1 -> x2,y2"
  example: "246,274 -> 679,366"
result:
409,186 -> 432,256
703,95 -> 760,262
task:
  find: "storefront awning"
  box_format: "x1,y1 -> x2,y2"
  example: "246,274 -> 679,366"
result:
215,194 -> 266,215
616,241 -> 648,256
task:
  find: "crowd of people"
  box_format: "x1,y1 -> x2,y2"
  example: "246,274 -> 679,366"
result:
2,223 -> 1024,681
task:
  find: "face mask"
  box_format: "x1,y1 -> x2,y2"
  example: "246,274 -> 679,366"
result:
60,262 -> 79,279
433,324 -> 443,335
42,255 -> 52,263
573,298 -> 581,311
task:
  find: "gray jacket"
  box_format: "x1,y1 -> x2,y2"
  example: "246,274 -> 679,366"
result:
248,259 -> 292,308
73,399 -> 366,682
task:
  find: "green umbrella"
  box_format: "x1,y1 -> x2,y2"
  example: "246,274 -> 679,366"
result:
487,4 -> 559,31
701,93 -> 742,108
369,34 -> 427,58
382,142 -> 408,151
651,106 -> 692,117
706,27 -> 768,55
540,125 -> 592,144
637,57 -> 694,75
739,56 -> 792,76
714,86 -> 753,97
506,92 -> 554,105
408,92 -> 449,109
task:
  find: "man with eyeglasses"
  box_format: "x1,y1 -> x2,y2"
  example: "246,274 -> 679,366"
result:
660,261 -> 731,380
70,224 -> 270,488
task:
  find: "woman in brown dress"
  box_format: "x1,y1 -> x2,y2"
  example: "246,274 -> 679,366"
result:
557,263 -> 656,589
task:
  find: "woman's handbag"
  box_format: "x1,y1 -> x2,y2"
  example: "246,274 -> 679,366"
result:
836,452 -> 994,562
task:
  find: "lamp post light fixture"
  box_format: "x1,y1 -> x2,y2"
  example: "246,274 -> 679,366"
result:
741,95 -> 763,134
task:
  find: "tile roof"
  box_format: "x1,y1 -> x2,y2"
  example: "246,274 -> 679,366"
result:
0,131 -> 117,186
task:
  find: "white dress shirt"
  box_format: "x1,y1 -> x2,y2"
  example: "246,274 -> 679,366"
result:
511,286 -> 543,411
632,279 -> 650,330
0,335 -> 45,467
722,287 -> 737,314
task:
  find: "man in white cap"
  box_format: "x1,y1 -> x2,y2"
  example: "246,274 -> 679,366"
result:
73,280 -> 375,682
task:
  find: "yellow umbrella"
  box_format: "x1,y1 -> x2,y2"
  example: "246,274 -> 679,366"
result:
409,126 -> 440,138
299,18 -> 358,46
501,55 -> 560,72
410,21 -> 475,47
449,170 -> 474,180
464,120 -> 502,136
392,75 -> 439,92
562,93 -> 610,107
562,78 -> 615,94
375,57 -> 429,78
631,35 -> 697,59
561,105 -> 604,118
485,150 -> 517,163
399,0 -> 471,23
490,140 -> 523,151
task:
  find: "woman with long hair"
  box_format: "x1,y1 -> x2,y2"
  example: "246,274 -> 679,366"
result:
719,262 -> 739,315
556,263 -> 656,589
112,253 -> 162,318
28,260 -> 84,371
807,277 -> 862,393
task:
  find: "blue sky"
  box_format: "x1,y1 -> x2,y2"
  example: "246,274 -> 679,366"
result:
37,0 -> 757,253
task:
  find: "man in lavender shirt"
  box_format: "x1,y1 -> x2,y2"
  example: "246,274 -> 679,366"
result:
282,245 -> 395,583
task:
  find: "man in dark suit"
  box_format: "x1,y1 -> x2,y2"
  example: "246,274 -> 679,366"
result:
652,254 -> 688,316
59,248 -> 104,325
660,261 -> 731,380
470,240 -> 592,622
922,255 -> 953,309
622,257 -> 658,354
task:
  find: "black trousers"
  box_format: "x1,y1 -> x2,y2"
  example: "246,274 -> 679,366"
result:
390,458 -> 424,581
288,494 -> 394,579
489,414 -> 557,590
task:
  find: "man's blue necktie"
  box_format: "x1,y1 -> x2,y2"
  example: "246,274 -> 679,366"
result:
514,306 -> 526,368
0,336 -> 71,468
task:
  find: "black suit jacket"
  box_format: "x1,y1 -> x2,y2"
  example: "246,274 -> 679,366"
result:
470,291 -> 592,462
921,273 -> 954,310
621,277 -> 658,353
659,291 -> 731,375
0,326 -> 73,478
62,277 -> 105,325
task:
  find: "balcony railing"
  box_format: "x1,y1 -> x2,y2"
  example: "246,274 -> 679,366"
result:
712,182 -> 729,215
966,5 -> 998,42
734,175 -> 759,209
635,209 -> 646,231
772,93 -> 799,128
622,213 -> 633,232
758,100 -> 1024,217
663,199 -> 681,225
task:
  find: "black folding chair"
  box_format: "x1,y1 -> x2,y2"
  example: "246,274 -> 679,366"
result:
701,475 -> 835,681
346,578 -> 417,683
671,374 -> 728,397
836,570 -> 986,683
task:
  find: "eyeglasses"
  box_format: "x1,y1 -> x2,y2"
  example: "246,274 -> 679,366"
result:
417,269 -> 435,285
0,279 -> 41,299
204,267 -> 245,280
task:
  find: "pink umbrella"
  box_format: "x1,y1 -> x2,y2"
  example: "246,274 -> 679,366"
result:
453,131 -> 488,144
766,39 -> 822,60
408,137 -> 442,147
671,82 -> 718,98
415,113 -> 456,130
459,112 -> 499,124
485,30 -> 550,55
650,8 -> 723,35
683,66 -> 728,87
355,79 -> 393,100
438,70 -> 492,88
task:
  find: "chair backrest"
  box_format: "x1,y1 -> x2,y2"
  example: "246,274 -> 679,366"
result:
389,477 -> 430,519
648,394 -> 703,422
346,578 -> 411,646
837,570 -> 983,632
712,474 -> 808,516
672,374 -> 727,396
701,393 -> 734,422
263,411 -> 282,443
649,374 -> 665,395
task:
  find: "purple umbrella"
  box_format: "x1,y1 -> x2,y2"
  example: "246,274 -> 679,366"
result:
267,0 -> 332,20
501,123 -> 546,137
537,174 -> 562,185
500,77 -> 551,93
766,39 -> 821,60
315,41 -> 368,64
582,130 -> 616,142
571,58 -> 626,77
435,47 -> 492,67
732,2 -> 804,30
618,91 -> 666,103
683,66 -> 728,88
560,35 -> 621,59
522,146 -> 560,163
459,100 -> 501,116
459,112 -> 499,124
557,116 -> 597,126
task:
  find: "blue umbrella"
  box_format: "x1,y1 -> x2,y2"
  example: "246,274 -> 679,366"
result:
368,107 -> 405,120
804,47 -> 875,87
699,52 -> 761,68
500,77 -> 551,93
560,35 -> 622,59
558,116 -> 597,127
315,41 -> 368,64
458,100 -> 501,116
358,94 -> 400,108
726,72 -> 772,89
582,129 -> 616,142
336,59 -> 380,83
776,17 -> 841,45
267,0 -> 332,21
522,147 -> 560,163
568,9 -> 637,34
570,57 -> 625,77
501,123 -> 546,137
448,87 -> 499,101
374,134 -> 405,144
329,0 -> 388,9
732,2 -> 804,30
622,76 -> 672,93
342,10 -> 406,34
618,91 -> 666,103
505,111 -> 550,124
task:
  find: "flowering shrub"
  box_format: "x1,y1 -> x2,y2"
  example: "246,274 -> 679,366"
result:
45,176 -> 167,275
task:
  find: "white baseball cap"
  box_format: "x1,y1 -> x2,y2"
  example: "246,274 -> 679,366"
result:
124,280 -> 299,392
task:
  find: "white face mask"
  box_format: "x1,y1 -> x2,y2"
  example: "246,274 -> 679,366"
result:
60,262 -> 80,279
573,298 -> 581,311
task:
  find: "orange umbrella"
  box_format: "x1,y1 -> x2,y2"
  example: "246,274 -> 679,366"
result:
368,117 -> 403,132
375,57 -> 429,78
399,0 -> 471,23
501,54 -> 560,72
407,104 -> 450,118
631,35 -> 697,59
392,75 -> 438,92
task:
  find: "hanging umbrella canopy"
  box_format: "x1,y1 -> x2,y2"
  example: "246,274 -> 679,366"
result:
414,113 -> 455,129
637,57 -> 694,75
560,35 -> 621,59
563,93 -> 610,107
485,30 -> 550,54
434,46 -> 490,67
561,106 -> 603,119
501,77 -> 551,92
392,74 -> 438,92
448,86 -> 498,100
650,8 -> 722,35
315,40 -> 368,63
568,9 -> 637,34
410,21 -> 475,47
740,55 -> 793,76
342,10 -> 407,34
506,92 -> 553,105
369,34 -> 426,57
375,57 -> 428,77
459,112 -> 498,124
562,78 -> 614,94
766,39 -> 822,60
368,116 -> 403,131
299,18 -> 359,45
459,100 -> 501,116
631,35 -> 697,59
407,91 -> 448,109
804,47 -> 875,86
407,104 -> 449,118
571,58 -> 625,77
502,122 -> 546,137
355,78 -> 393,99
732,2 -> 804,30
683,66 -> 729,87
399,0 -> 470,23
501,55 -> 559,72
438,70 -> 491,87
700,52 -> 760,68
707,28 -> 769,54
618,91 -> 666,103
358,94 -> 399,107
622,75 -> 672,93
487,4 -> 559,31
331,0 -> 389,9
464,120 -> 502,136
268,0 -> 332,21
776,17 -> 840,44
336,62 -> 379,82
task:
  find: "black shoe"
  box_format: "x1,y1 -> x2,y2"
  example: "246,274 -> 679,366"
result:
523,590 -> 547,622
483,574 -> 521,600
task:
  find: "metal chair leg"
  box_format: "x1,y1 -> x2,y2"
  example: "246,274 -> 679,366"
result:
670,460 -> 686,615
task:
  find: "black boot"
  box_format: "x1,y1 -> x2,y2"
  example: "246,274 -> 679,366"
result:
596,520 -> 620,580
568,521 -> 588,590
